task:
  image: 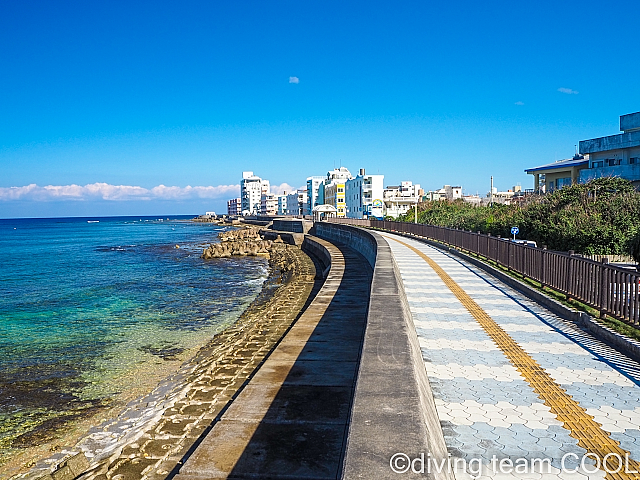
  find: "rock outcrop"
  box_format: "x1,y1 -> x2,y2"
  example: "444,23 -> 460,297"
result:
201,226 -> 287,259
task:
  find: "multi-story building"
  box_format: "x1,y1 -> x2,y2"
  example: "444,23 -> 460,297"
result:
525,111 -> 640,192
578,111 -> 640,188
286,189 -> 308,216
277,194 -> 288,215
317,167 -> 353,213
423,185 -> 462,202
345,169 -> 384,219
240,171 -> 270,216
227,198 -> 241,216
383,181 -> 422,218
306,176 -> 325,214
487,186 -> 519,205
423,190 -> 442,202
300,189 -> 310,216
324,182 -> 347,217
260,193 -> 277,216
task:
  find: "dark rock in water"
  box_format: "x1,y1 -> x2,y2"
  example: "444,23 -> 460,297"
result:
11,402 -> 103,448
139,343 -> 185,361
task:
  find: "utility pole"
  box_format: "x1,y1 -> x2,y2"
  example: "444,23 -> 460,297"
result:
490,176 -> 494,207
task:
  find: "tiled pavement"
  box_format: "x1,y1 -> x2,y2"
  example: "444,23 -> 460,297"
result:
380,232 -> 640,479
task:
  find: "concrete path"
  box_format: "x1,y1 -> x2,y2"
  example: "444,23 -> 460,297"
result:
380,232 -> 640,480
173,238 -> 371,479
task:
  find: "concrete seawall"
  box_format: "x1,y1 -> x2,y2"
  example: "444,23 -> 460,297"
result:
315,223 -> 452,479
173,235 -> 372,479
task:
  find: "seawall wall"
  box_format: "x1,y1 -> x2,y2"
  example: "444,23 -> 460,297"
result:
314,222 -> 452,480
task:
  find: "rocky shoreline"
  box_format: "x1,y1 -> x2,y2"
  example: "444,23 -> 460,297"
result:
9,229 -> 321,480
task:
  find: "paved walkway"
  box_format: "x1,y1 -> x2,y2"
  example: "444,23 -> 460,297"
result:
380,232 -> 640,480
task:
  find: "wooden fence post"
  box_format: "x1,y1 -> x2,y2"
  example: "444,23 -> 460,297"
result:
566,251 -> 575,302
600,258 -> 609,319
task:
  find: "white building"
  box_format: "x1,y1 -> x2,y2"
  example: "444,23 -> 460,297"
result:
240,171 -> 270,216
485,186 -> 522,205
260,193 -> 277,216
306,176 -> 325,214
345,169 -> 384,219
317,167 -> 353,217
227,198 -> 241,216
423,185 -> 462,202
286,189 -> 308,216
277,194 -> 288,215
462,195 -> 482,206
318,167 -> 353,206
383,181 -> 422,218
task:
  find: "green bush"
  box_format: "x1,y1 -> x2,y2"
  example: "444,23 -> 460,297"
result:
399,178 -> 640,256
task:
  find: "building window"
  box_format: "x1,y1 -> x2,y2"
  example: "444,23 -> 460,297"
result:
338,198 -> 344,203
555,177 -> 572,189
630,157 -> 638,165
337,187 -> 344,193
592,161 -> 604,168
608,158 -> 621,166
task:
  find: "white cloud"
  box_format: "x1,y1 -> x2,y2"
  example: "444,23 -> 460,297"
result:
558,87 -> 579,94
515,101 -> 525,105
289,76 -> 299,84
270,183 -> 296,195
0,183 -> 240,202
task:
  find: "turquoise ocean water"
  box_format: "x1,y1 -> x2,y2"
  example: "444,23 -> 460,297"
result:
0,216 -> 267,463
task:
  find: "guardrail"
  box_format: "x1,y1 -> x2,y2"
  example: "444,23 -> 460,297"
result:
326,218 -> 640,326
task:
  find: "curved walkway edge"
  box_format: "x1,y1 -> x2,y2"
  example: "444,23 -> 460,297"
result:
315,223 -> 453,480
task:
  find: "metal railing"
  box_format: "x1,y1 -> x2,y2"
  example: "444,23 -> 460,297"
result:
326,218 -> 640,326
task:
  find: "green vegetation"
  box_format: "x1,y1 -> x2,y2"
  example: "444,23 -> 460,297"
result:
400,178 -> 640,256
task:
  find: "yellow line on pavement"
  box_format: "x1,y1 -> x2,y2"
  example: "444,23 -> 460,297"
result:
388,235 -> 640,479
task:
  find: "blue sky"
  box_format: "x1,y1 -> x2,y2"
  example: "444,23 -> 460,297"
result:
1,0 -> 639,217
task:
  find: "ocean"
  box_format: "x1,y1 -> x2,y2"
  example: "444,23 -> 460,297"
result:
0,216 -> 267,465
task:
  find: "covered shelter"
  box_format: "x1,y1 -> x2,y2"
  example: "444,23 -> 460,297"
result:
312,204 -> 338,222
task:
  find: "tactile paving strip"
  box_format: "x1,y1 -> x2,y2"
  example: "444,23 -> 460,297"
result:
389,236 -> 640,480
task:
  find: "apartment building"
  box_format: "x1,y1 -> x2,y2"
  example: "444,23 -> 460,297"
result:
306,176 -> 325,214
318,167 -> 353,208
383,181 -> 422,218
285,189 -> 308,216
240,172 -> 270,215
260,193 -> 277,216
345,169 -> 384,219
424,185 -> 462,201
227,198 -> 241,216
277,194 -> 288,215
324,182 -> 347,217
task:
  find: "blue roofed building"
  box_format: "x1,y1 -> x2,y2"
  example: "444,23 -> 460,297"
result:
524,155 -> 589,193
